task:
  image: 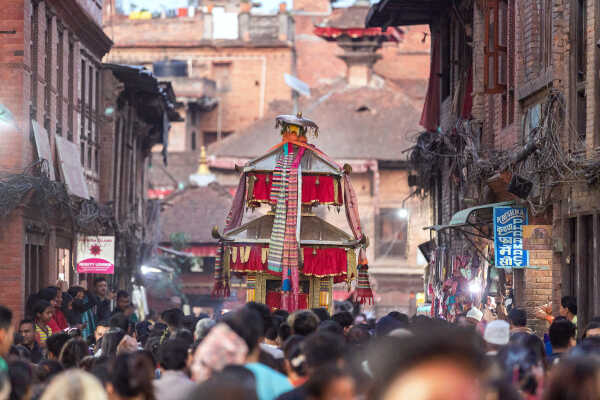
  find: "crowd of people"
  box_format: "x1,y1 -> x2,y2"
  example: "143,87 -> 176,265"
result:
0,280 -> 597,400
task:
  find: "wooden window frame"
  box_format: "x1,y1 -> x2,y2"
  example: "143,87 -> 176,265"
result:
484,0 -> 508,94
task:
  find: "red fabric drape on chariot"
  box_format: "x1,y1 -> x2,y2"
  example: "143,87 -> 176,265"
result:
248,173 -> 342,205
266,291 -> 308,312
302,247 -> 347,278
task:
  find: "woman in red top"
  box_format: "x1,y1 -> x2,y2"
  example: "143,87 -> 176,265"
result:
37,287 -> 63,332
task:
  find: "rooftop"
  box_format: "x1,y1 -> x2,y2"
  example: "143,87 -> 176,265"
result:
209,79 -> 422,161
159,182 -> 232,244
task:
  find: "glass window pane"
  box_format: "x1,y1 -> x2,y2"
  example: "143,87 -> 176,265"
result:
488,9 -> 495,51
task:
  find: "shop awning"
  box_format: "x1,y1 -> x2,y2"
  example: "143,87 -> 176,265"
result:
365,0 -> 446,28
424,201 -> 515,238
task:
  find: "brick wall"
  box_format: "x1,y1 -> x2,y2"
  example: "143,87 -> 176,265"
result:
0,0 -> 110,317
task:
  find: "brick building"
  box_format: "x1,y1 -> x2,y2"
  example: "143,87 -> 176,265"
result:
367,0 -> 600,331
0,0 -> 112,320
102,1 -> 294,194
0,0 -> 178,320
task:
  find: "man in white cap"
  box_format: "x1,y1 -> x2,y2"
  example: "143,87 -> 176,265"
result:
465,307 -> 483,326
483,320 -> 510,356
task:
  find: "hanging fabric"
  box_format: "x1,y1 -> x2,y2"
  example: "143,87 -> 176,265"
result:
302,247 -> 347,277
224,172 -> 247,232
355,248 -> 374,304
267,144 -> 296,274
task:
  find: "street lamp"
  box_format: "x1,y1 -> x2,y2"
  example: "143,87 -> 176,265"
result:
396,208 -> 409,219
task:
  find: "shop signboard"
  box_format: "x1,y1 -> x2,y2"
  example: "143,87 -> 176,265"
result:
493,206 -> 529,268
523,225 -> 553,267
76,236 -> 115,274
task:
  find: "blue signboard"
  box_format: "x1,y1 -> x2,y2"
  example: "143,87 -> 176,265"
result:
493,207 -> 529,268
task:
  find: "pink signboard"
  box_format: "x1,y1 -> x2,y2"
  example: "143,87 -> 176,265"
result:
77,236 -> 115,274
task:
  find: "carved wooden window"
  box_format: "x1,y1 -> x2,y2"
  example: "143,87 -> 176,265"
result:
484,0 -> 508,93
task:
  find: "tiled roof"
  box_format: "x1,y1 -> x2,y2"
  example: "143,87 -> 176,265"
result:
209,79 -> 422,161
159,182 -> 232,243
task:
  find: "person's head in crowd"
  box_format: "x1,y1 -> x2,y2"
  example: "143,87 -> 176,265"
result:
8,346 -> 30,361
108,352 -> 155,400
0,369 -> 9,400
483,320 -> 509,355
134,322 -> 150,347
191,309 -> 260,382
305,366 -> 355,400
79,355 -> 98,372
311,308 -> 330,323
7,360 -> 32,400
158,339 -> 189,372
59,338 -> 89,369
115,291 -> 130,313
89,356 -> 112,388
40,369 -> 108,400
273,309 -> 290,321
45,333 -> 70,360
214,365 -> 257,394
317,320 -> 344,336
570,336 -> 600,358
543,356 -> 600,400
0,307 -> 13,359
173,329 -> 194,348
497,343 -> 544,398
188,369 -> 258,400
371,325 -> 486,400
375,315 -> 405,337
549,318 -> 576,353
143,337 -> 162,367
465,307 -> 484,326
560,295 -> 577,320
224,308 -> 263,361
346,325 -> 371,348
245,302 -> 272,340
387,311 -> 409,325
182,315 -> 198,333
292,311 -> 319,336
508,308 -> 527,327
583,321 -> 600,339
95,320 -> 110,343
116,334 -> 138,356
302,332 -> 346,375
37,288 -> 58,309
16,321 -> 33,350
332,312 -> 353,335
282,335 -> 306,385
259,349 -> 285,374
161,309 -> 184,334
33,300 -> 53,328
100,327 -> 126,359
509,333 -> 548,371
109,313 -> 129,333
35,360 -> 63,383
278,322 -> 292,344
61,293 -> 73,314
67,286 -> 85,301
265,315 -> 283,346
194,318 -> 215,342
93,278 -> 108,298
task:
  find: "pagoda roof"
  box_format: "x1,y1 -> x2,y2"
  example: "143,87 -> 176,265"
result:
243,142 -> 342,175
222,214 -> 357,247
314,4 -> 402,41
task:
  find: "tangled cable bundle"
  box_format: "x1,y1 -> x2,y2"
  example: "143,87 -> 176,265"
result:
0,160 -> 115,234
409,90 -> 600,215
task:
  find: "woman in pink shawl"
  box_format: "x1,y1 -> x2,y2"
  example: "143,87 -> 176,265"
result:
191,323 -> 249,382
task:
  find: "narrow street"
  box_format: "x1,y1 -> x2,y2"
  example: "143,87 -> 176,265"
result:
0,0 -> 599,399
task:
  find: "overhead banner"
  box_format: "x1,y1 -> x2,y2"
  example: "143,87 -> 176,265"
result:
523,225 -> 553,267
77,236 -> 115,274
493,207 -> 529,268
